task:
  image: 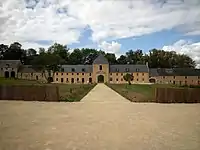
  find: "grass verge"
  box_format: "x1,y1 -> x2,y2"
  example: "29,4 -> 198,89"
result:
58,84 -> 96,102
106,83 -> 175,102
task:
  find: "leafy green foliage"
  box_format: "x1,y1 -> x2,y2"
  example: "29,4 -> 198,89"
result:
0,42 -> 196,68
123,73 -> 133,85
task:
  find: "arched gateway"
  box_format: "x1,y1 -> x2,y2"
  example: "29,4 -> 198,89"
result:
97,75 -> 104,83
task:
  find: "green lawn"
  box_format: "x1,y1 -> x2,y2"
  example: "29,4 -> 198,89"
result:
0,78 -> 96,102
58,84 -> 96,102
107,84 -> 174,102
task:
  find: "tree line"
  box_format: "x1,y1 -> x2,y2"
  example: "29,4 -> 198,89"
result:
0,42 -> 196,69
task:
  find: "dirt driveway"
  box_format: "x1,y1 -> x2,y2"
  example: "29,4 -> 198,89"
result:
0,84 -> 200,150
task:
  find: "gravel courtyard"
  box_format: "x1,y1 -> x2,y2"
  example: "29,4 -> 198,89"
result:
0,84 -> 200,150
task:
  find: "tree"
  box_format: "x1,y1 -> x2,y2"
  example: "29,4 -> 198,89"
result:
27,48 -> 37,56
48,43 -> 69,61
39,48 -> 45,55
68,48 -> 83,64
117,55 -> 127,64
0,44 -> 8,59
123,73 -> 133,85
31,52 -> 64,83
105,53 -> 117,64
81,48 -> 99,64
147,49 -> 196,68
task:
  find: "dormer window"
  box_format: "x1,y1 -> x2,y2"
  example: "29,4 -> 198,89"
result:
125,68 -> 129,72
61,68 -> 64,72
71,68 -> 75,72
115,68 -> 119,72
136,68 -> 140,72
82,68 -> 85,72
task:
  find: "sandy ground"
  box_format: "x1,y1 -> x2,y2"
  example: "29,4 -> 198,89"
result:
0,84 -> 200,150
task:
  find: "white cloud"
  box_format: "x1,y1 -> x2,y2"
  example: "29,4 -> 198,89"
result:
0,0 -> 200,49
163,40 -> 200,68
98,41 -> 122,58
21,41 -> 49,51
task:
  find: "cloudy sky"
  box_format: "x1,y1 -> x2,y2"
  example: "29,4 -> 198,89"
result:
0,0 -> 200,67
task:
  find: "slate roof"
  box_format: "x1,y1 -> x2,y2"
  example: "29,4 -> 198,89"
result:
62,65 -> 93,73
18,65 -> 40,73
150,68 -> 200,76
110,65 -> 149,73
0,60 -> 21,68
93,54 -> 109,64
149,68 -> 159,77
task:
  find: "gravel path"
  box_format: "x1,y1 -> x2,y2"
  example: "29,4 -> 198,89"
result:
0,84 -> 200,150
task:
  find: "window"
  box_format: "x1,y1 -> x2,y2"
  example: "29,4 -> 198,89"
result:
173,81 -> 175,84
110,78 -> 112,81
61,73 -> 63,75
116,73 -> 118,76
1,68 -> 3,70
121,78 -> 123,81
142,78 -> 144,81
82,78 -> 84,83
136,73 -> 138,76
163,76 -> 165,79
82,73 -> 84,75
72,73 -> 74,75
56,72 -> 58,75
71,78 -> 74,83
137,79 -> 138,81
116,68 -> 119,72
99,65 -> 102,70
89,73 -> 92,76
185,76 -> 187,79
61,78 -> 63,83
77,78 -> 79,82
185,81 -> 187,85
89,77 -> 92,83
198,76 -> 200,79
72,68 -> 75,72
82,68 -> 85,72
125,68 -> 129,72
198,81 -> 200,85
66,78 -> 68,82
66,73 -> 68,75
36,76 -> 38,80
121,73 -> 123,76
116,78 -> 118,81
31,73 -> 33,76
56,78 -> 58,81
12,68 -> 14,70
77,73 -> 79,75
110,73 -> 112,75
142,73 -> 144,76
173,76 -> 175,79
136,68 -> 140,72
